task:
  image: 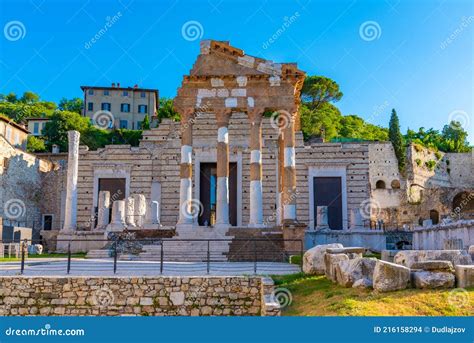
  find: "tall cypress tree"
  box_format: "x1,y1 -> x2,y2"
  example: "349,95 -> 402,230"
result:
389,109 -> 406,172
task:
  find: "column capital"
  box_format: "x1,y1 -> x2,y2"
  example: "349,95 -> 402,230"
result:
247,107 -> 265,123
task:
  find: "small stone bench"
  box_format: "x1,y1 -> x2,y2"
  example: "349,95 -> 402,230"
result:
455,265 -> 474,288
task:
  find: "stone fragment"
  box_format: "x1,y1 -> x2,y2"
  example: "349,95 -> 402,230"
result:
316,206 -> 329,229
169,291 -> 185,306
455,265 -> 474,288
410,260 -> 454,273
335,258 -> 377,287
324,253 -> 349,282
132,194 -> 146,227
373,260 -> 410,292
97,191 -> 110,229
326,247 -> 366,255
381,250 -> 399,263
412,271 -> 455,289
352,278 -> 372,289
125,197 -> 136,227
468,245 -> 474,260
393,250 -> 472,268
302,243 -> 343,275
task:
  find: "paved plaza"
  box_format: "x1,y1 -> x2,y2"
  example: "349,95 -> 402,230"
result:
0,259 -> 301,276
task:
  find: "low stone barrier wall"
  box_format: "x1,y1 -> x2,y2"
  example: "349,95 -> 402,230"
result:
305,230 -> 386,252
0,276 -> 280,316
412,221 -> 473,250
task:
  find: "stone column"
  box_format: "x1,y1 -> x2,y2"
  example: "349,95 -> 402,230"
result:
215,109 -> 231,228
109,200 -> 126,230
62,130 -> 80,232
316,206 -> 329,229
125,197 -> 136,227
177,108 -> 195,226
282,109 -> 297,224
96,191 -> 110,230
145,201 -> 160,225
132,194 -> 146,227
248,108 -> 264,227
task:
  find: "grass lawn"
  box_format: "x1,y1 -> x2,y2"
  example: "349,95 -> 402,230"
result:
272,273 -> 474,316
0,252 -> 87,262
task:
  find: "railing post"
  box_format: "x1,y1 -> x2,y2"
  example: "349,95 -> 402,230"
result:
253,240 -> 257,274
160,241 -> 164,275
113,238 -> 118,274
67,242 -> 71,274
20,240 -> 26,275
206,240 -> 210,275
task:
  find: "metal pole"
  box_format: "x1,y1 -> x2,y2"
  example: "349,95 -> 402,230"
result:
253,240 -> 257,274
67,242 -> 71,274
160,241 -> 164,275
20,240 -> 26,275
206,240 -> 210,275
113,239 -> 118,274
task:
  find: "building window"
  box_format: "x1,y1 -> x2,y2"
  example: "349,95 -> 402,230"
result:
6,126 -> 11,141
123,91 -> 128,96
88,102 -> 94,111
138,105 -> 148,114
104,90 -> 109,96
140,92 -> 146,98
14,133 -> 20,146
101,103 -> 111,111
120,120 -> 128,129
121,103 -> 130,112
33,122 -> 39,134
137,121 -> 142,129
375,180 -> 386,189
42,214 -> 53,230
88,89 -> 94,95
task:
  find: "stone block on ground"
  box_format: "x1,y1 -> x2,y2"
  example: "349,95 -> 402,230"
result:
381,250 -> 399,263
335,257 -> 377,287
324,253 -> 349,283
412,271 -> 455,289
373,260 -> 410,292
455,265 -> 474,288
326,247 -> 366,255
302,243 -> 343,275
352,278 -> 372,289
410,260 -> 454,273
393,250 -> 472,268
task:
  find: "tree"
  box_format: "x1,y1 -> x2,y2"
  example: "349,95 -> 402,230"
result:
440,121 -> 470,152
5,92 -> 18,103
300,103 -> 341,140
42,110 -> 91,151
142,114 -> 150,130
58,97 -> 83,114
301,76 -> 343,110
158,98 -> 180,121
389,109 -> 406,171
20,91 -> 40,104
26,136 -> 46,153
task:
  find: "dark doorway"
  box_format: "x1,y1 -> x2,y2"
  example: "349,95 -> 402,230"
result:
199,163 -> 237,226
313,177 -> 343,230
97,178 -> 126,226
429,209 -> 439,224
43,215 -> 53,230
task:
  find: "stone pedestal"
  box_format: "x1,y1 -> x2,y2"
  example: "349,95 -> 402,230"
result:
316,206 -> 329,230
62,130 -> 80,232
349,208 -> 363,229
125,197 -> 136,227
132,194 -> 146,227
108,200 -> 126,232
144,201 -> 161,229
96,191 -> 110,230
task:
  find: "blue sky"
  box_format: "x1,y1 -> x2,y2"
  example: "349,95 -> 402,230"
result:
0,0 -> 473,141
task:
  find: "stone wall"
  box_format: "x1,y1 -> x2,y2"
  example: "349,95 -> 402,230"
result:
412,220 -> 474,250
0,276 -> 280,316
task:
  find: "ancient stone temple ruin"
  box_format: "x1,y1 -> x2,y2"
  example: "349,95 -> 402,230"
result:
0,40 -> 473,256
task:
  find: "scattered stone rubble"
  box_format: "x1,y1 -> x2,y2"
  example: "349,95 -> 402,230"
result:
303,243 -> 474,292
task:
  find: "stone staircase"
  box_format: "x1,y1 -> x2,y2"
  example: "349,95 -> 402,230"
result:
86,249 -> 111,259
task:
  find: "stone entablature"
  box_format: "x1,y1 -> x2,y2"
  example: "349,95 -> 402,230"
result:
0,276 -> 280,316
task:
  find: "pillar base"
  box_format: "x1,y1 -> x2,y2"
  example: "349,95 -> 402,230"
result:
214,223 -> 231,230
248,223 -> 266,229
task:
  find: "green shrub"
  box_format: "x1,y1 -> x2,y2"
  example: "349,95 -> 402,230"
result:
415,158 -> 422,166
425,160 -> 436,171
434,151 -> 442,160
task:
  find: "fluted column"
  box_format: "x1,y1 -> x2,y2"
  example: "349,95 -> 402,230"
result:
178,108 -> 195,226
62,130 -> 80,232
282,109 -> 297,223
215,109 -> 231,228
248,108 -> 264,227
